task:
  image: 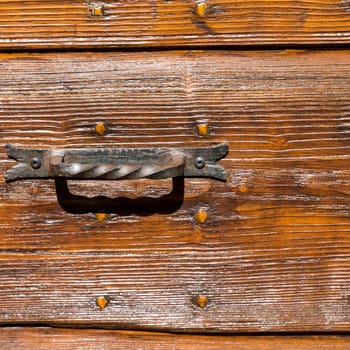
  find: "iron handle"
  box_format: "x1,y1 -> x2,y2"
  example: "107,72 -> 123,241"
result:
5,143 -> 228,182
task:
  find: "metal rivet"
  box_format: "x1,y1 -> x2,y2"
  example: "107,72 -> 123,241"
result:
239,184 -> 248,193
194,157 -> 205,169
96,213 -> 108,221
89,2 -> 105,17
195,295 -> 208,308
30,157 -> 41,169
96,295 -> 109,309
195,2 -> 208,17
195,208 -> 208,224
30,187 -> 39,195
196,121 -> 209,137
95,122 -> 107,136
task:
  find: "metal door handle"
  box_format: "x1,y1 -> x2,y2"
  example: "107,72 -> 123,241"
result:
5,143 -> 228,182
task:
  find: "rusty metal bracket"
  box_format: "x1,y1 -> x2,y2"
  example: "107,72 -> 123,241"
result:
5,143 -> 228,182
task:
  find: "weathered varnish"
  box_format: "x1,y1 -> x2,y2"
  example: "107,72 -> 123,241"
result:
0,50 -> 349,332
0,329 -> 349,350
0,0 -> 349,49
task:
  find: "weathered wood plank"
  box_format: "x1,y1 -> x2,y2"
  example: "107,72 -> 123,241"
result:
0,50 -> 349,331
0,0 -> 350,49
1,328 -> 350,350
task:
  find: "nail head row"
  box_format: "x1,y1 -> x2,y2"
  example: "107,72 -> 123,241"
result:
95,209 -> 208,224
96,294 -> 208,309
94,121 -> 209,137
89,2 -> 209,18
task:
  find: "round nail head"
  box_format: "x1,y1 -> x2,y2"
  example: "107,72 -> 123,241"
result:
194,157 -> 205,169
196,2 -> 208,17
30,157 -> 41,169
96,213 -> 108,222
195,208 -> 208,224
90,3 -> 104,17
95,122 -> 107,136
239,184 -> 248,193
196,122 -> 209,137
96,295 -> 109,309
30,187 -> 39,195
196,295 -> 208,308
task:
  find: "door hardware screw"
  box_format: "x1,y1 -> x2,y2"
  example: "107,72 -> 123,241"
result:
96,295 -> 110,309
196,121 -> 209,137
195,2 -> 208,17
95,122 -> 108,136
195,294 -> 209,308
30,157 -> 41,169
96,212 -> 108,221
89,2 -> 105,17
195,208 -> 208,224
194,157 -> 205,169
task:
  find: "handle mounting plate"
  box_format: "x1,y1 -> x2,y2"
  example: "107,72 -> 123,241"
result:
5,143 -> 228,182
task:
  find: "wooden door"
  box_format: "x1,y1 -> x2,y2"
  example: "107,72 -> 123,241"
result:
0,1 -> 349,348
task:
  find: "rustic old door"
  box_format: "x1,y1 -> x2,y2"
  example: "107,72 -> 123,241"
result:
0,1 -> 349,348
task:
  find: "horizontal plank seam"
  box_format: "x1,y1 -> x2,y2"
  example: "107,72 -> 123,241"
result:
1,42 -> 350,54
0,323 -> 350,336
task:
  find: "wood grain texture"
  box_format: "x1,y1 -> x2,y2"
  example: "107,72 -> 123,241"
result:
0,0 -> 350,49
0,50 -> 349,331
1,328 -> 350,350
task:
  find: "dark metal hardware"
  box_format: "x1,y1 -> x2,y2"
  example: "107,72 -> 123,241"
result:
5,143 -> 228,182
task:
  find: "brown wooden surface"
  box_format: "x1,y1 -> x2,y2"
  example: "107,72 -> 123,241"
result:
0,50 -> 349,331
0,0 -> 350,49
1,328 -> 350,350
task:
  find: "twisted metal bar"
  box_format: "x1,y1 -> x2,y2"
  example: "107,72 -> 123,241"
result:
55,150 -> 186,180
